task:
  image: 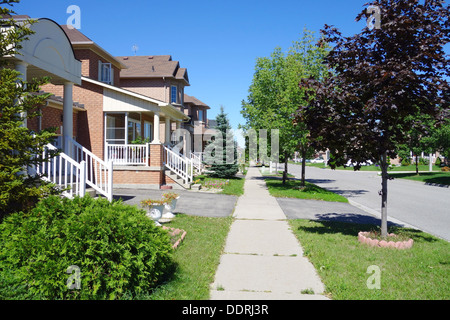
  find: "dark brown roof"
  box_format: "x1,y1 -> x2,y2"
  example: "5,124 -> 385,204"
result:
117,55 -> 190,84
184,94 -> 210,109
60,25 -> 94,43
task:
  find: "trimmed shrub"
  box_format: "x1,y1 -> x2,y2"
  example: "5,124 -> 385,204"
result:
0,195 -> 174,300
435,157 -> 441,166
401,158 -> 411,166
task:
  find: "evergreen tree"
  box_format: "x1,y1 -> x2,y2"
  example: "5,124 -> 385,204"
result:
204,106 -> 239,178
0,1 -> 58,218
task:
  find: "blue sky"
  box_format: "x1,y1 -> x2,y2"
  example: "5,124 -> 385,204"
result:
13,0 -> 449,146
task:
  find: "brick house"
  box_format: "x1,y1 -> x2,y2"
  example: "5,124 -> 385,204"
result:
116,55 -> 211,154
38,25 -> 194,190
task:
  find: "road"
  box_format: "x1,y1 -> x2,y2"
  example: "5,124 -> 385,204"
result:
288,164 -> 450,241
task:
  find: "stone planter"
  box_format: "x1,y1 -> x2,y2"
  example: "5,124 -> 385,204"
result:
145,204 -> 165,226
358,231 -> 414,249
160,197 -> 180,223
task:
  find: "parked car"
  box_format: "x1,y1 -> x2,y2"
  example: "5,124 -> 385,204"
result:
310,157 -> 325,163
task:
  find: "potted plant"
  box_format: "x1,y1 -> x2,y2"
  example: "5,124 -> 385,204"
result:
141,199 -> 166,226
161,192 -> 180,222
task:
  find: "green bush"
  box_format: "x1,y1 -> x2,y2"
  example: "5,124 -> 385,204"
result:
0,195 -> 174,300
435,157 -> 441,166
401,158 -> 411,166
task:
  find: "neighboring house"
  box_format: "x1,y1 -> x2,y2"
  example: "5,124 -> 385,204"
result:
183,94 -> 211,153
116,55 -> 211,154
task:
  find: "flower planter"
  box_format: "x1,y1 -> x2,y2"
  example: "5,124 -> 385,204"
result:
358,231 -> 414,249
144,204 -> 165,226
160,197 -> 180,222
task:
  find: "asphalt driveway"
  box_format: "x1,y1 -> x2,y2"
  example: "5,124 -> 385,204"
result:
113,188 -> 237,217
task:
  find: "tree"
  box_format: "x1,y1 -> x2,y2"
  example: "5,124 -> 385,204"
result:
297,0 -> 449,237
241,29 -> 329,185
0,1 -> 58,218
204,106 -> 239,178
397,114 -> 436,174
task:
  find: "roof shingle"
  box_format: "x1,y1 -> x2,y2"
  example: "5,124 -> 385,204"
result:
117,55 -> 189,84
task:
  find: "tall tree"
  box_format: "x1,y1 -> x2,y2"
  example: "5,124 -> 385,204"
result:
297,0 -> 449,236
204,106 -> 239,178
241,29 -> 329,185
0,1 -> 57,218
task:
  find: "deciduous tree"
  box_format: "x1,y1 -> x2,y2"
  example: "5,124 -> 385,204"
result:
297,0 -> 449,236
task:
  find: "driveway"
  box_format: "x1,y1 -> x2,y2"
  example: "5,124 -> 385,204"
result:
288,164 -> 450,241
113,188 -> 238,217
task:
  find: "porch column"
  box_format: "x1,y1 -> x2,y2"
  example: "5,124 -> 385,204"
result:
165,117 -> 171,145
63,82 -> 74,157
15,61 -> 28,127
152,111 -> 161,144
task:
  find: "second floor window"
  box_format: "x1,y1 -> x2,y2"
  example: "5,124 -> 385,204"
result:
99,62 -> 113,85
171,86 -> 177,104
198,110 -> 204,122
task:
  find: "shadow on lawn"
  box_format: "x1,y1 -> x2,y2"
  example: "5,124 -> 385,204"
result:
294,218 -> 440,243
391,172 -> 450,187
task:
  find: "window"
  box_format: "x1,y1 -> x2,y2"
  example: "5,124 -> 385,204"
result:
171,86 -> 177,104
144,121 -> 153,142
99,61 -> 113,85
127,112 -> 141,143
105,113 -> 126,145
198,110 -> 204,122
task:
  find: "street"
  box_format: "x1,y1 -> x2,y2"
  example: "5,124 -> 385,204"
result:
288,164 -> 450,241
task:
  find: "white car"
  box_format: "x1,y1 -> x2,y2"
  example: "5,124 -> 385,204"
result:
310,157 -> 325,163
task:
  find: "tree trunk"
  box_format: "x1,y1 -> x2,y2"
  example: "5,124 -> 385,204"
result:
380,152 -> 389,238
282,152 -> 288,185
301,145 -> 307,187
415,155 -> 419,175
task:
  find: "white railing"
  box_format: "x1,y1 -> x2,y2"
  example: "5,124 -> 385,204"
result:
36,143 -> 86,199
163,145 -> 193,185
106,143 -> 149,166
190,151 -> 204,174
67,137 -> 113,201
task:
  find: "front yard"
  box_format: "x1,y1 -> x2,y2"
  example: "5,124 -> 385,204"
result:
264,176 -> 348,203
289,219 -> 450,300
148,214 -> 233,300
193,175 -> 245,196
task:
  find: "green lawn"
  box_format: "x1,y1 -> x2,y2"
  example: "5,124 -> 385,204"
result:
264,177 -> 348,203
289,219 -> 450,300
389,172 -> 450,186
194,175 -> 245,196
148,214 -> 233,300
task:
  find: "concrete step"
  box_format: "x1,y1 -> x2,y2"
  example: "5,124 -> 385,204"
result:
164,170 -> 191,190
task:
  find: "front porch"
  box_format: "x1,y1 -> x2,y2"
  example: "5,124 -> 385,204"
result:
102,103 -> 193,188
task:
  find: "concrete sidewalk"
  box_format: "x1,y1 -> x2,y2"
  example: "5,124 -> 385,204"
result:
210,167 -> 329,300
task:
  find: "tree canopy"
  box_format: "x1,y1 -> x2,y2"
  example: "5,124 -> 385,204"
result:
241,28 -> 330,184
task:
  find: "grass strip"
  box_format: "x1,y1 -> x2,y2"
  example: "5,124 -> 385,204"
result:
289,219 -> 450,300
264,177 -> 348,203
148,214 -> 233,300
